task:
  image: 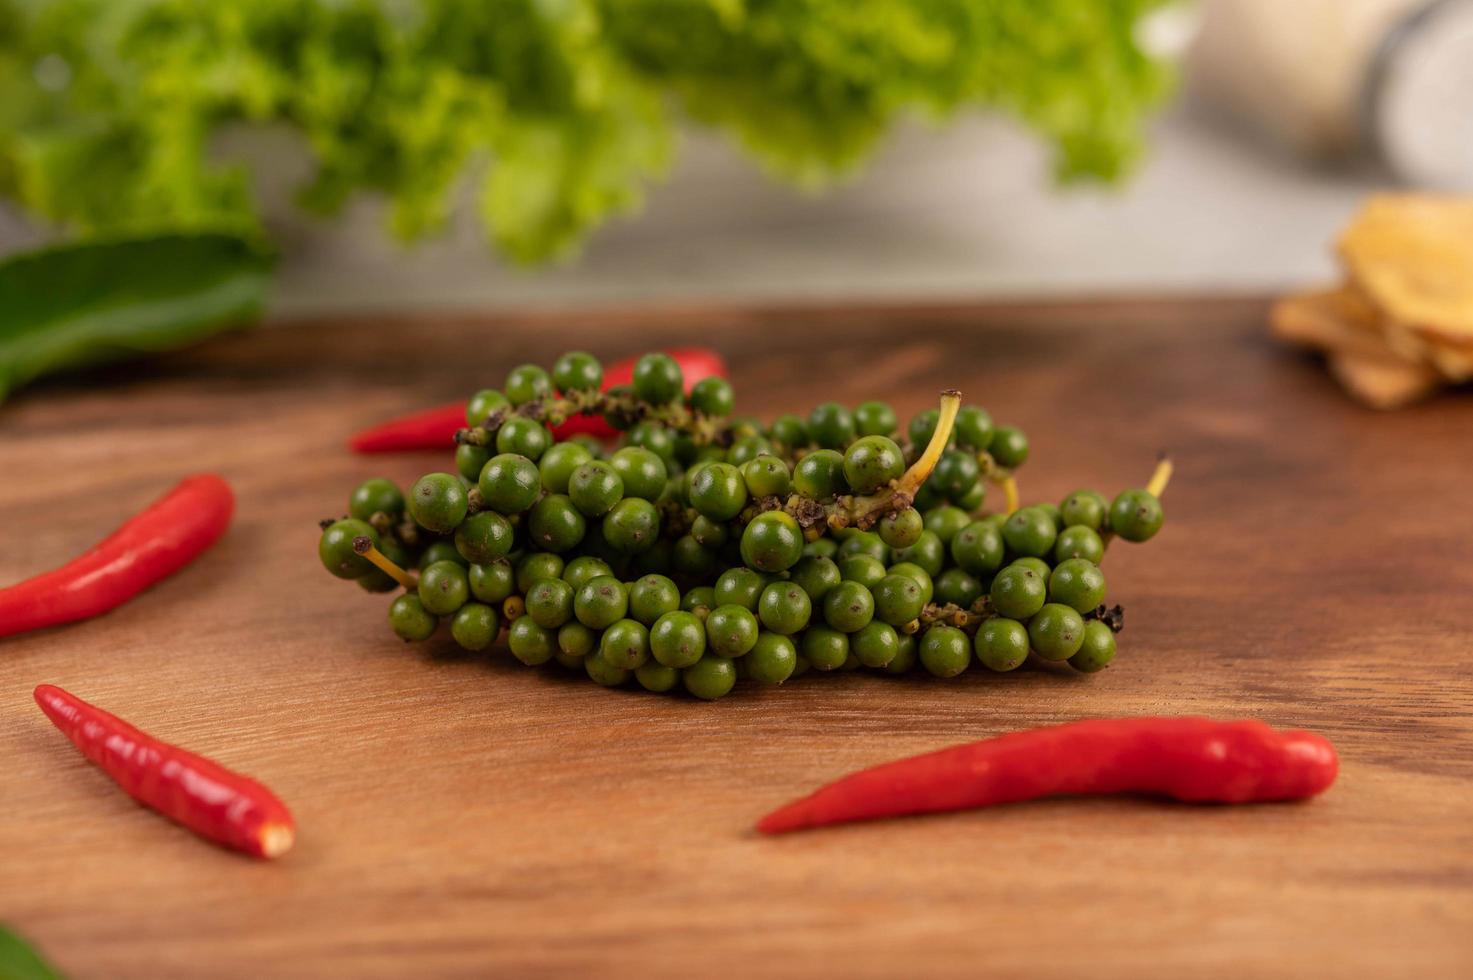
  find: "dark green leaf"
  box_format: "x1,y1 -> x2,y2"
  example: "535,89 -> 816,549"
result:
0,234 -> 273,403
0,925 -> 63,980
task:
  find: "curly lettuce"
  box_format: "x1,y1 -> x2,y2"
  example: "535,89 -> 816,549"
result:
0,0 -> 1174,263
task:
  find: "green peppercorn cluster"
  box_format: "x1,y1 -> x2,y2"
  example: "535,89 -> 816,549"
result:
318,351 -> 1165,699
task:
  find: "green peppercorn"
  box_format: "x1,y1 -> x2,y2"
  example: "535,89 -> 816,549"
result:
600,619 -> 651,669
922,505 -> 971,546
469,560 -> 516,603
574,576 -> 628,629
837,554 -> 887,589
450,603 -> 500,651
822,580 -> 875,633
885,562 -> 935,606
688,376 -> 734,416
478,453 -> 541,515
538,442 -> 594,494
1049,558 -> 1107,613
836,530 -> 888,565
890,529 -> 945,577
740,511 -> 804,573
349,478 -> 405,522
516,553 -> 565,592
808,402 -> 856,449
1060,489 -> 1108,531
706,604 -> 760,657
854,400 -> 898,437
872,573 -> 926,626
551,351 -> 603,393
505,364 -> 552,405
683,654 -> 737,700
990,562 -> 1047,620
650,610 -> 707,667
919,626 -> 971,677
418,559 -> 470,615
933,568 -> 983,608
954,480 -> 987,512
635,662 -> 681,693
757,581 -> 812,635
768,414 -> 808,448
466,388 -> 510,427
389,594 -> 438,641
454,511 -> 515,564
851,621 -> 901,667
1028,603 -> 1086,661
1109,489 -> 1164,542
785,557 -> 839,604
630,353 -> 682,404
626,421 -> 678,463
583,651 -> 629,687
681,587 -> 716,615
802,627 -> 850,671
792,449 -> 848,498
803,537 -> 839,560
1001,506 -> 1057,558
507,615 -> 556,664
688,462 -> 748,521
526,578 -> 575,628
602,497 -> 660,553
954,405 -> 994,451
1069,620 -> 1117,673
975,617 -> 1029,671
629,574 -> 681,625
562,555 -> 615,590
455,443 -> 491,483
931,450 -> 981,502
741,455 -> 792,498
950,520 -> 1005,576
746,633 -> 798,684
609,447 -> 668,501
567,460 -> 623,517
842,435 -> 905,495
1054,525 -> 1106,564
496,417 -> 552,461
990,426 -> 1029,468
408,473 -> 469,534
884,634 -> 918,674
319,519 -> 379,579
727,436 -> 773,467
528,494 -> 586,552
908,409 -> 946,450
690,515 -> 728,548
558,621 -> 597,658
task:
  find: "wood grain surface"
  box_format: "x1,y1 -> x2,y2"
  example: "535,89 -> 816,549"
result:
2,297 -> 1471,979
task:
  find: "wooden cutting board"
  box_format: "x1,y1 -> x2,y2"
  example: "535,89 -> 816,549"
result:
2,297 -> 1470,979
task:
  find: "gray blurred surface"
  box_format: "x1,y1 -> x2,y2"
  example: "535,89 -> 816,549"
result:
0,107 -> 1385,316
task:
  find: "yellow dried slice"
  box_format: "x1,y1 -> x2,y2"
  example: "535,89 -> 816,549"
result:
1339,194 -> 1473,339
1327,350 -> 1443,410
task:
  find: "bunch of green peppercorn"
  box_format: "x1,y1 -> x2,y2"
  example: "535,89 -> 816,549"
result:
318,351 -> 1167,699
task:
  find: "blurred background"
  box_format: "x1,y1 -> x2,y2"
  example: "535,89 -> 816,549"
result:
1,0 -> 1470,318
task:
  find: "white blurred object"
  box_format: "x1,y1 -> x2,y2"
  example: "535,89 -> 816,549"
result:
1191,0 -> 1473,189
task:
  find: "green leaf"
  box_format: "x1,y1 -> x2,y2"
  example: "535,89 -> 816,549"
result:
0,233 -> 273,404
0,925 -> 63,980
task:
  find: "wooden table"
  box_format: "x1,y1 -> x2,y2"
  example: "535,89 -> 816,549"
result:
2,297 -> 1470,978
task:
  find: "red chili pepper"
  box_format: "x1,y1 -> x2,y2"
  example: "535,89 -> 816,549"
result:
757,717 -> 1339,834
347,347 -> 729,453
0,474 -> 234,639
34,685 -> 295,858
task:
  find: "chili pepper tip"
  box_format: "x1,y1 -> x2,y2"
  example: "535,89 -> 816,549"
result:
259,822 -> 296,859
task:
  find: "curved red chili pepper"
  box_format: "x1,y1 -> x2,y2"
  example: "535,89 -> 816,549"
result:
34,685 -> 295,859
0,474 -> 234,638
757,717 -> 1339,834
347,347 -> 729,453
